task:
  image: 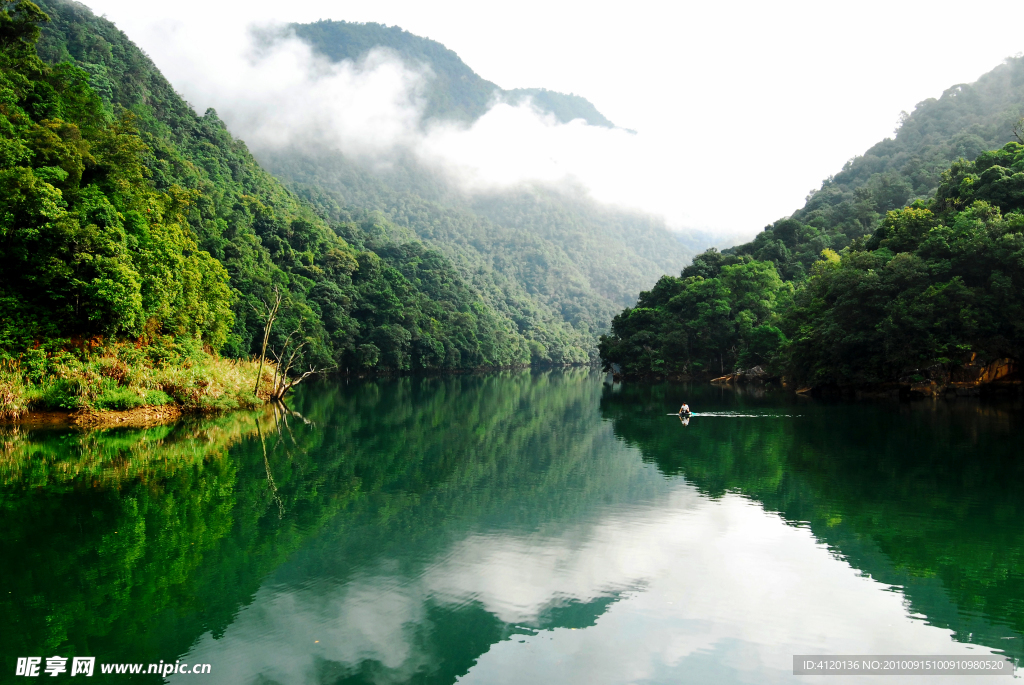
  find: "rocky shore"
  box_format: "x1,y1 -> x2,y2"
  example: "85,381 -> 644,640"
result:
707,357 -> 1022,399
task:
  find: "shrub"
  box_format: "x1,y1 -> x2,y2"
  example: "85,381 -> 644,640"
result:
33,379 -> 87,411
143,389 -> 173,406
93,387 -> 145,411
0,359 -> 28,419
22,348 -> 47,383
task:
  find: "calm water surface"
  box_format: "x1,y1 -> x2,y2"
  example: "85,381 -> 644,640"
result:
3,370 -> 1023,684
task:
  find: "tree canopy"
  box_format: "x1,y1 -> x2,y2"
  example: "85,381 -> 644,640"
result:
249,19 -> 697,364
602,51 -> 1024,385
2,0 -> 532,373
0,0 -> 233,350
601,142 -> 1024,385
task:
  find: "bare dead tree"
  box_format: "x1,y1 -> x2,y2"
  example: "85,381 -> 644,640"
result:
1014,117 -> 1024,145
272,368 -> 319,401
273,400 -> 300,447
275,403 -> 313,426
267,328 -> 332,401
269,328 -> 300,398
255,418 -> 284,519
252,287 -> 282,396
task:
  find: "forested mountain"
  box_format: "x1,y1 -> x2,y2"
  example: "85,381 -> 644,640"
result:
600,58 -> 1024,387
1,1 -> 233,350
255,20 -> 699,363
289,20 -> 614,127
727,56 -> 1024,281
1,0 -> 530,377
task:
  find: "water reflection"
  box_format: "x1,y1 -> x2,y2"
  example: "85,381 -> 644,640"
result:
2,371 -> 1022,684
602,383 -> 1024,661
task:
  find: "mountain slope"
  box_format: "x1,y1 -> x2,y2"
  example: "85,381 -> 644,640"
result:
724,56 -> 1024,280
599,55 -> 1024,383
257,20 -> 698,363
8,0 -> 530,371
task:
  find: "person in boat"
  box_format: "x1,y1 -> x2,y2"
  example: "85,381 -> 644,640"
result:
679,403 -> 691,416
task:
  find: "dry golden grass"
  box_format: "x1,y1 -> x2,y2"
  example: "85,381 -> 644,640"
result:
0,343 -> 281,420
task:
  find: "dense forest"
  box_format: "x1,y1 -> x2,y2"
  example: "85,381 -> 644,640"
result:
1,2 -> 699,386
1,0 -> 540,418
728,57 -> 1024,281
13,0 -> 1021,396
0,1 -> 233,350
600,56 -> 1024,387
253,20 -> 702,364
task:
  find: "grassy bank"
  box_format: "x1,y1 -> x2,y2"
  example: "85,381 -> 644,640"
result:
0,338 -> 274,421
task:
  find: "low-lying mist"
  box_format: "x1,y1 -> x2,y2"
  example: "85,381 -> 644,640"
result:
122,17 -> 748,239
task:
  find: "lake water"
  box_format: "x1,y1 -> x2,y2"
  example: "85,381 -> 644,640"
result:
2,370 -> 1022,684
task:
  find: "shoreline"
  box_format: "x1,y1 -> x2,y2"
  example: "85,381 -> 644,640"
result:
1,364 -> 602,429
1,404 -> 185,429
610,374 -> 1024,400
610,357 -> 1023,400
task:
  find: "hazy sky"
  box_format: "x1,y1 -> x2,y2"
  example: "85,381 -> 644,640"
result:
84,0 -> 1024,238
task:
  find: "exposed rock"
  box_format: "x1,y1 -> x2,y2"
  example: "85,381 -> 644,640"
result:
892,356 -> 1018,398
716,356 -> 1019,398
711,366 -> 772,385
745,365 -> 768,380
909,380 -> 945,397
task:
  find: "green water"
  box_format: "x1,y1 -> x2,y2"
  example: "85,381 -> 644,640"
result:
2,370 -> 1023,684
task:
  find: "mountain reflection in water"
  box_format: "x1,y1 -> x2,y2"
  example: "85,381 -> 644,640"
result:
2,371 -> 1021,684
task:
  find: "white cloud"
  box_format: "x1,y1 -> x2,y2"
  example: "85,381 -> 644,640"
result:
133,20 -> 428,156
82,0 -> 1024,237
81,13 -> 736,234
415,103 -> 695,229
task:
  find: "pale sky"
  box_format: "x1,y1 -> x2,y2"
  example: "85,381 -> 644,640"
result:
84,0 -> 1024,238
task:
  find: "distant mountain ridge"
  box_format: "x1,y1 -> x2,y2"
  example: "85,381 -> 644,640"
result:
289,20 -> 615,128
249,18 -> 700,363
24,1 -> 701,366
